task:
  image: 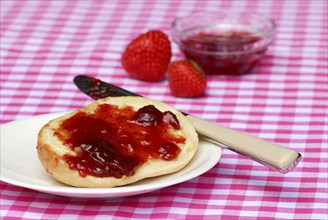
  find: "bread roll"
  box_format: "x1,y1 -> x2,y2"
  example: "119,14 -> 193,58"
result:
37,96 -> 198,188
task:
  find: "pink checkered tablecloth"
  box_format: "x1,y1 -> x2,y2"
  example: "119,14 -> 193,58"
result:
1,0 -> 327,219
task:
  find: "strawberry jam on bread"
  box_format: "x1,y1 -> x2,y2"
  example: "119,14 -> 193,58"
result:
37,97 -> 198,188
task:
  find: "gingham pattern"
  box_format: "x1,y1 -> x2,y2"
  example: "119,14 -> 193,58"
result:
1,0 -> 327,219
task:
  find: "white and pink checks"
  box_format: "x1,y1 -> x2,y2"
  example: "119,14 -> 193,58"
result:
1,0 -> 327,219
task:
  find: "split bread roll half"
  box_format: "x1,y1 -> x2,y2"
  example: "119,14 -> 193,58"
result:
37,96 -> 198,188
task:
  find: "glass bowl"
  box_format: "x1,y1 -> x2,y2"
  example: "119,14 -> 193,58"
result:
171,11 -> 275,75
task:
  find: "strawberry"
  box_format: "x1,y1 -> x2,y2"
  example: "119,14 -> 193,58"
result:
168,60 -> 207,97
121,30 -> 171,82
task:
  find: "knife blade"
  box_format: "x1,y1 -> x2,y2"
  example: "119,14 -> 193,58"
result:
73,75 -> 301,173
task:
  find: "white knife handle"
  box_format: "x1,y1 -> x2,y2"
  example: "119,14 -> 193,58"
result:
186,115 -> 301,173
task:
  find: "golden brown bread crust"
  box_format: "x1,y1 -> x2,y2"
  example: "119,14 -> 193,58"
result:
37,96 -> 198,188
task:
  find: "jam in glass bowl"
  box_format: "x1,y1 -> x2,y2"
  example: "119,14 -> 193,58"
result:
171,11 -> 276,75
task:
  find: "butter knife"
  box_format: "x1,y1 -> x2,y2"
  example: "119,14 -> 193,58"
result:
73,75 -> 301,173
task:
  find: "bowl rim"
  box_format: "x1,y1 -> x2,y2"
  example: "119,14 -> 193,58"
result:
171,11 -> 276,42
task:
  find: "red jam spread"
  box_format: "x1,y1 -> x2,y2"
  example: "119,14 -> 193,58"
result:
180,31 -> 264,75
54,104 -> 185,178
87,79 -> 104,100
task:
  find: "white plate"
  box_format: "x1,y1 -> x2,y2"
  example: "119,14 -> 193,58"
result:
0,112 -> 222,199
